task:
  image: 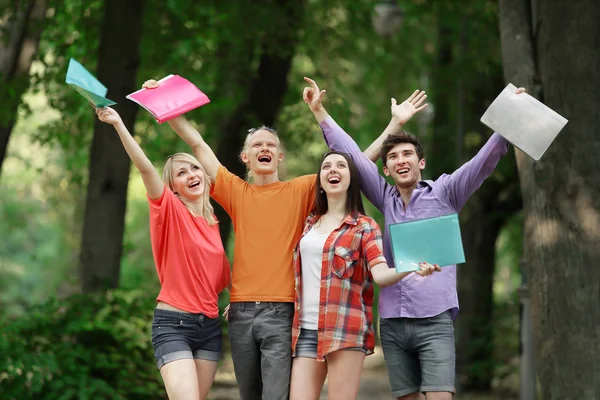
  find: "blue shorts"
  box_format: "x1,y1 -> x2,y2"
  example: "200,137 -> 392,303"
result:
151,308 -> 222,369
294,328 -> 368,359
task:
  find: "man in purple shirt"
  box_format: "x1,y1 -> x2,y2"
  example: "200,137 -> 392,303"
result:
303,77 -> 524,400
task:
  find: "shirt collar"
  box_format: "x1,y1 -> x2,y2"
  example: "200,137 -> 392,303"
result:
306,211 -> 360,229
395,180 -> 433,193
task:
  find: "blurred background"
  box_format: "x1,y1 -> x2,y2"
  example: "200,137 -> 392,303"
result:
1,0 -> 598,399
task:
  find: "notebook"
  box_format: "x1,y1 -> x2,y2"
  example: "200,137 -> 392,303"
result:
65,58 -> 116,107
481,83 -> 568,160
126,75 -> 211,123
389,213 -> 466,273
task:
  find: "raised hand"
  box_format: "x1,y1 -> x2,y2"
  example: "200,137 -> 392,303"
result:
96,107 -> 123,126
142,79 -> 159,89
391,90 -> 428,125
414,262 -> 442,277
303,77 -> 327,113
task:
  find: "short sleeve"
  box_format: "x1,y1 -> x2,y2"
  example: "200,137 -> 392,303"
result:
360,217 -> 387,269
210,165 -> 246,216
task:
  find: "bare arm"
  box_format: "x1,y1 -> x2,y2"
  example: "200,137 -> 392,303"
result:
303,77 -> 373,159
142,80 -> 221,181
364,91 -> 429,162
96,107 -> 164,200
363,117 -> 404,162
303,78 -> 427,161
371,262 -> 440,288
167,115 -> 221,181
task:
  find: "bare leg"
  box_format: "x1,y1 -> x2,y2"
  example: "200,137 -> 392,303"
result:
195,359 -> 218,400
160,358 -> 199,400
325,350 -> 365,400
425,392 -> 452,400
290,357 -> 328,400
398,393 -> 425,400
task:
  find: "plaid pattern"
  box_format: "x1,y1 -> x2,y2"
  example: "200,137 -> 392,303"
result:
292,212 -> 387,361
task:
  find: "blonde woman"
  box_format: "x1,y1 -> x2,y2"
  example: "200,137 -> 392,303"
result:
96,107 -> 230,400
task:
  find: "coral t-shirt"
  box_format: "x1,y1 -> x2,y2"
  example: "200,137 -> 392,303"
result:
148,187 -> 230,318
210,166 -> 315,303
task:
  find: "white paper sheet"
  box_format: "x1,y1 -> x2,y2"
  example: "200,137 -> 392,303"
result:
481,83 -> 568,160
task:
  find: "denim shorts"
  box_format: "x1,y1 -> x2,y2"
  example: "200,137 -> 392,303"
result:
151,308 -> 222,369
295,328 -> 319,358
294,328 -> 368,359
380,310 -> 455,397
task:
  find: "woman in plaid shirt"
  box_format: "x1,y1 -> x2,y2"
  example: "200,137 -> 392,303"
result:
289,150 -> 440,400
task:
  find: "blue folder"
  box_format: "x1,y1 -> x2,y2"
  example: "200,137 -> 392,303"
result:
65,58 -> 116,107
389,213 -> 466,273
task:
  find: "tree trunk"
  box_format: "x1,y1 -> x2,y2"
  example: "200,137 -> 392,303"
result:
456,77 -> 521,392
500,1 -> 600,398
457,172 -> 521,392
213,0 -> 306,243
0,0 -> 47,177
458,192 -> 502,391
430,7 -> 522,390
79,0 -> 145,293
428,22 -> 455,179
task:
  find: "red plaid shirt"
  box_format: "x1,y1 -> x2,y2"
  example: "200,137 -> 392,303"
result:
292,212 -> 387,361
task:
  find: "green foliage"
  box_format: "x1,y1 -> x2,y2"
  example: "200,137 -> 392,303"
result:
0,290 -> 163,400
1,0 -> 525,394
0,186 -> 74,315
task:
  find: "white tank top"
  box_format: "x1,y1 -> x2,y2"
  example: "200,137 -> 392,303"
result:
299,226 -> 330,329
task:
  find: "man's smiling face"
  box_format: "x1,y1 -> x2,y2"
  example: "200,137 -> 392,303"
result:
241,129 -> 283,176
383,143 -> 426,189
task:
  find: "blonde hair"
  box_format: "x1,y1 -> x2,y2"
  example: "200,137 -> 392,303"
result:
162,153 -> 216,225
239,126 -> 284,181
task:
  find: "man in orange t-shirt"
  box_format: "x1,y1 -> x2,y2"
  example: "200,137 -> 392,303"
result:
166,113 -> 314,399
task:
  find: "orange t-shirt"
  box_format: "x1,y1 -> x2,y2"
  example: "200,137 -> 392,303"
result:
211,166 -> 316,302
148,187 -> 230,317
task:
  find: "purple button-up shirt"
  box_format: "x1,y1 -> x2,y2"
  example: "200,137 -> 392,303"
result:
320,116 -> 508,319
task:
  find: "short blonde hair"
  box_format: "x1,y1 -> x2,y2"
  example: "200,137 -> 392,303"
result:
239,126 -> 284,180
162,153 -> 216,225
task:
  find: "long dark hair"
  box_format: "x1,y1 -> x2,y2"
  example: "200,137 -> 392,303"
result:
313,151 -> 366,217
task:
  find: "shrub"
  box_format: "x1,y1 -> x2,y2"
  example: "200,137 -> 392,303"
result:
0,290 -> 164,400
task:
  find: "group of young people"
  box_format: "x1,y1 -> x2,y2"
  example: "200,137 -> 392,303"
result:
96,76 -> 524,400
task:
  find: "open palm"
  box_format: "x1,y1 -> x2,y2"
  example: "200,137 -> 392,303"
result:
391,90 -> 428,125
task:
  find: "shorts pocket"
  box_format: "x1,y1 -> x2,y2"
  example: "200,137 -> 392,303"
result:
152,317 -> 181,329
332,246 -> 359,279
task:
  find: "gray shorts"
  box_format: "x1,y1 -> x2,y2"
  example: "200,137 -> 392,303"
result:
380,310 -> 456,397
151,308 -> 221,370
294,328 -> 368,359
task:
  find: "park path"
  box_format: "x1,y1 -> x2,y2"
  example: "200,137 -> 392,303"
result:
208,346 -> 516,399
209,346 -> 398,399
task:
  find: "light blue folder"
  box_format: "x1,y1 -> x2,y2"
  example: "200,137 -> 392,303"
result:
65,58 -> 116,107
389,213 -> 466,273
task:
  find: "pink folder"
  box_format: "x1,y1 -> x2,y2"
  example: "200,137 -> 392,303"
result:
126,75 -> 210,123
